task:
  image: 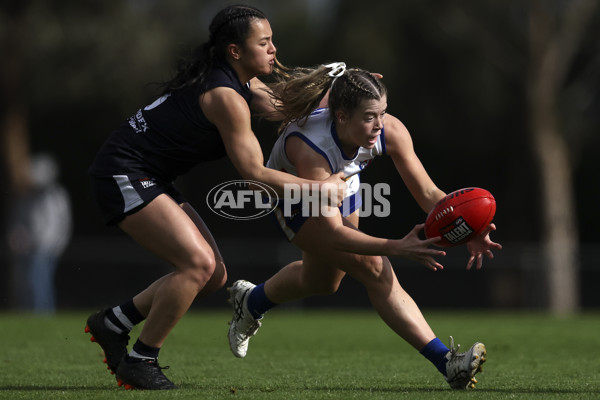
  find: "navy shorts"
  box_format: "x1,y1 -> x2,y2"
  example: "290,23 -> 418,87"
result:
272,192 -> 362,241
90,173 -> 186,225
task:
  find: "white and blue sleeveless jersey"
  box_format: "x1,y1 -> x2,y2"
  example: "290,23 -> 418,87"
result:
266,108 -> 386,216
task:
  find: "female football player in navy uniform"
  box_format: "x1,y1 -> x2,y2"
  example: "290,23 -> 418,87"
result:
84,5 -> 346,390
227,63 -> 502,390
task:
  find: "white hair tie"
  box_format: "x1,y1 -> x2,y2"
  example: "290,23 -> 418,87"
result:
324,62 -> 346,77
323,62 -> 346,87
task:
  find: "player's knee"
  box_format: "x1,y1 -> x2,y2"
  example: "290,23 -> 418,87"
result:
312,279 -> 341,296
212,258 -> 228,289
185,249 -> 218,290
302,274 -> 341,296
196,258 -> 227,297
359,255 -> 386,282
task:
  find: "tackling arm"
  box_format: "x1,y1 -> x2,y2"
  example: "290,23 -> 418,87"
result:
249,77 -> 284,121
201,87 -> 345,202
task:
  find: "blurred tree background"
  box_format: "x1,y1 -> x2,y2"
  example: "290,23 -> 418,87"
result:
1,0 -> 599,313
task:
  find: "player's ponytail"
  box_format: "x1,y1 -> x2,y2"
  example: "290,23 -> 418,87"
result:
266,64 -> 339,130
267,63 -> 387,132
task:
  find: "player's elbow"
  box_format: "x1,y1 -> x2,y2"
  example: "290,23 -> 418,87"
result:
240,167 -> 263,182
234,160 -> 264,181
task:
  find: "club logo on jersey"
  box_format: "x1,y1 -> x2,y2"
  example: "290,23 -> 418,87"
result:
206,180 -> 278,220
359,160 -> 371,170
128,109 -> 148,133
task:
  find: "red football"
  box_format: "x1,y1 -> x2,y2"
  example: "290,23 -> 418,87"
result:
424,187 -> 496,247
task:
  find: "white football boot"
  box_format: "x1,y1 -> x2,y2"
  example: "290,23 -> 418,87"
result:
444,336 -> 486,389
227,280 -> 262,358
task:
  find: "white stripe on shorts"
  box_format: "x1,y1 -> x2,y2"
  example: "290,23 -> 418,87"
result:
113,175 -> 144,213
274,206 -> 296,241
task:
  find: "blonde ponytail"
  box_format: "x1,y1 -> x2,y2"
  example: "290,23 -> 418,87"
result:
265,63 -> 387,133
266,65 -> 335,130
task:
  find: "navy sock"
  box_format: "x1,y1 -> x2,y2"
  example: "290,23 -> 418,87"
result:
420,338 -> 450,376
246,283 -> 277,319
130,339 -> 160,360
120,298 -> 145,325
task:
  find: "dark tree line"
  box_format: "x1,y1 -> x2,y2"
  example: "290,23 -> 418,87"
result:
2,0 -> 599,312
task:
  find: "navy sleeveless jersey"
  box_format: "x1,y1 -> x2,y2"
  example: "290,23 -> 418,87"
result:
89,62 -> 252,182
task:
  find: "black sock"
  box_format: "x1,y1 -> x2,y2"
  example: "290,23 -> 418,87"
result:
130,338 -> 160,360
104,299 -> 145,334
120,299 -> 145,325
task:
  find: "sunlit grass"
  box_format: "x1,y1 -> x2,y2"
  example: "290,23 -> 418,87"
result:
1,310 -> 599,399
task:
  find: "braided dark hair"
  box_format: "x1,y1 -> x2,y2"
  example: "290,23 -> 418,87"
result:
160,5 -> 271,95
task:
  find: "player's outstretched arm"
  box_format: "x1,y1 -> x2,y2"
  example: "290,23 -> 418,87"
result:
384,114 -> 502,270
302,214 -> 446,270
381,114 -> 446,213
286,136 -> 446,270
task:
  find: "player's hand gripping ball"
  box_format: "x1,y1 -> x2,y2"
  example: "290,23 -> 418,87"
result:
425,188 -> 496,247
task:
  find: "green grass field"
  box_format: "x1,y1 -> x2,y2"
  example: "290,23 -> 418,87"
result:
1,310 -> 599,399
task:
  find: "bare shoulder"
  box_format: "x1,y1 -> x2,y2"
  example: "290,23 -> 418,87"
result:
384,114 -> 410,140
200,87 -> 251,126
383,113 -> 414,155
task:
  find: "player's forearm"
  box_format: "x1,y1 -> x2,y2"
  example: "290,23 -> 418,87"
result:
244,164 -> 315,196
249,78 -> 284,121
328,224 -> 398,256
420,187 -> 446,214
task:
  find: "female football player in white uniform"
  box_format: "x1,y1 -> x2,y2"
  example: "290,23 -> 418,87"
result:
228,63 -> 502,390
